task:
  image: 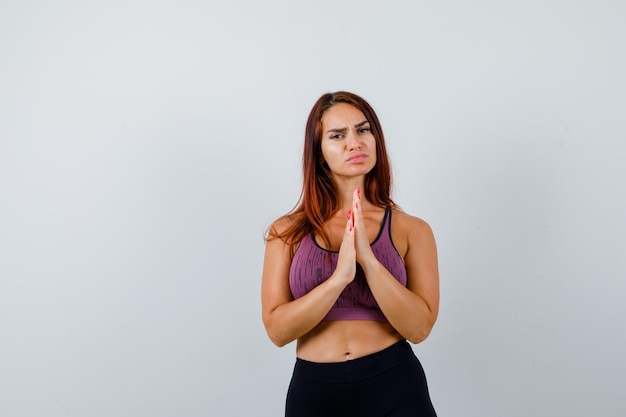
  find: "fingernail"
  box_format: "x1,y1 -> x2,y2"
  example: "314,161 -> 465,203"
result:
347,209 -> 352,219
357,187 -> 361,198
356,202 -> 359,209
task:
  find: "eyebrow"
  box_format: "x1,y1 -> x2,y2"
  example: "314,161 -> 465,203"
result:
326,120 -> 370,133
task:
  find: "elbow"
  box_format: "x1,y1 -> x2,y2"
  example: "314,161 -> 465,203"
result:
267,331 -> 290,347
263,316 -> 292,347
406,328 -> 431,345
406,320 -> 435,345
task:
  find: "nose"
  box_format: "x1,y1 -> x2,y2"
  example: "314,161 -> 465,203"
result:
346,129 -> 360,150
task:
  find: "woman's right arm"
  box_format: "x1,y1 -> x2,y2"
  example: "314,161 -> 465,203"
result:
261,216 -> 356,347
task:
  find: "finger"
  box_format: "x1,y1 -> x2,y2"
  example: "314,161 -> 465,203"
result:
352,187 -> 360,209
345,208 -> 354,233
353,188 -> 364,225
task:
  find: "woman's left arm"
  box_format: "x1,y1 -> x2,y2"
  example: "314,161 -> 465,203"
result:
357,207 -> 440,344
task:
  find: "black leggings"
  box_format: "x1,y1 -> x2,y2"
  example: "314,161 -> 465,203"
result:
285,340 -> 437,417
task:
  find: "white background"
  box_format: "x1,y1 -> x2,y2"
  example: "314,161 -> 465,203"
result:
1,1 -> 625,416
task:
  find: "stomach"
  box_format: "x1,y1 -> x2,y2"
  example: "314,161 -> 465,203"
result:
295,320 -> 403,363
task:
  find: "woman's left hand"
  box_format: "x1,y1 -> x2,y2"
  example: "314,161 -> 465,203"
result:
352,187 -> 377,266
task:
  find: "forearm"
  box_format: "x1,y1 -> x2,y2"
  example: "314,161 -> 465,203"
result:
264,276 -> 346,347
362,259 -> 437,343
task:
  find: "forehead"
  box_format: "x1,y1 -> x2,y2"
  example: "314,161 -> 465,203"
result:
321,103 -> 368,128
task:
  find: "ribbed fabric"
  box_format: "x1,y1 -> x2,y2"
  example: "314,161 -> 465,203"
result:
289,208 -> 407,322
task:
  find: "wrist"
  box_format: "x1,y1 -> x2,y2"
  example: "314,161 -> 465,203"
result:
328,271 -> 352,290
359,256 -> 381,274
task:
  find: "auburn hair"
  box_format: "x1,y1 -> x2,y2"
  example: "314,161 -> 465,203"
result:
267,91 -> 398,255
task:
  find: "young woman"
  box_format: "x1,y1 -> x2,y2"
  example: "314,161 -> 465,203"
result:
262,91 -> 439,416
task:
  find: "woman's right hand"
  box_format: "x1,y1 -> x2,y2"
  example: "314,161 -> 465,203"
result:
332,208 -> 357,287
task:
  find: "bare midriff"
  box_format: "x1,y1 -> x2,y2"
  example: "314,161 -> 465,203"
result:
296,320 -> 403,363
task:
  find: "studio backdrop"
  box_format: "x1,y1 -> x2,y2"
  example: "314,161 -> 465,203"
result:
1,1 -> 624,416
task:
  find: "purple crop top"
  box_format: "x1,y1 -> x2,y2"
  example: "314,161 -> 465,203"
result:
289,208 -> 407,322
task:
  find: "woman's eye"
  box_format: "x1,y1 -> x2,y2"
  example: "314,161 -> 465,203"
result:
330,134 -> 342,140
359,128 -> 370,134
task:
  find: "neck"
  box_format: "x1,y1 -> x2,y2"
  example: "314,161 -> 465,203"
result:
333,176 -> 367,212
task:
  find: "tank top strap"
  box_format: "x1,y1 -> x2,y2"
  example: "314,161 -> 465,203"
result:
379,206 -> 392,241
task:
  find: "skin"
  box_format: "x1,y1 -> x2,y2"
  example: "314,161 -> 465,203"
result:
261,103 -> 439,362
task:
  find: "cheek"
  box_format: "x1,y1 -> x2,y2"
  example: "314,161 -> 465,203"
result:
368,138 -> 377,162
320,143 -> 329,162
321,142 -> 339,161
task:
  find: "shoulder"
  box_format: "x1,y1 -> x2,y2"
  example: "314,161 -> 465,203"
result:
390,208 -> 436,254
266,213 -> 299,242
268,214 -> 295,236
264,215 -> 296,266
391,208 -> 433,235
265,213 -> 307,260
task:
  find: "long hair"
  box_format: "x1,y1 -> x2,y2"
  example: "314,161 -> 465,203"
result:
267,91 -> 398,255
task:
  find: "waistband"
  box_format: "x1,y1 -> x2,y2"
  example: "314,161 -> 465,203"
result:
292,339 -> 415,383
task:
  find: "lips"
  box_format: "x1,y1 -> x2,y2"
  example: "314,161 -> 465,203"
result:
346,152 -> 368,163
